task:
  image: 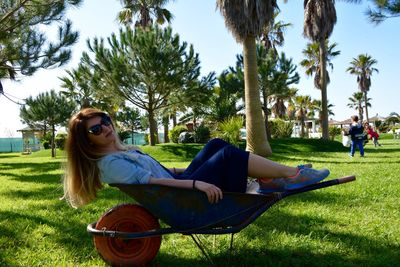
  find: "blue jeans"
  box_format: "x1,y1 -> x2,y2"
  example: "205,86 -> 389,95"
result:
350,139 -> 364,156
174,138 -> 250,192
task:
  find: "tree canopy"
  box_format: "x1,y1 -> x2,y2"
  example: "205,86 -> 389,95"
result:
20,89 -> 76,157
0,0 -> 81,83
367,0 -> 400,24
81,26 -> 206,145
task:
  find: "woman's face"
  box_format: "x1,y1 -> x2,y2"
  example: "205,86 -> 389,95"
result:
86,115 -> 117,149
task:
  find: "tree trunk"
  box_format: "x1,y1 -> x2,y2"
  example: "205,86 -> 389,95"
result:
364,92 -> 369,123
148,109 -> 157,146
51,124 -> 56,158
262,94 -> 271,140
172,112 -> 177,127
243,36 -> 272,157
163,115 -> 169,143
319,40 -> 329,140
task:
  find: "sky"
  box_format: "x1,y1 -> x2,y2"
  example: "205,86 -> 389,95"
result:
1,0 -> 399,138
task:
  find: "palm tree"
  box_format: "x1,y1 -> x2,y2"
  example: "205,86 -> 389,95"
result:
300,41 -> 340,90
346,54 -> 378,123
285,88 -> 298,121
303,0 -> 338,141
312,99 -> 335,127
347,92 -> 364,122
217,0 -> 277,157
118,0 -> 173,27
294,95 -> 313,138
261,10 -> 292,53
59,66 -> 95,109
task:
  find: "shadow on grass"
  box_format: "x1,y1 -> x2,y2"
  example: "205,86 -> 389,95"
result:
270,138 -> 348,153
156,143 -> 203,161
0,153 -> 20,159
0,207 -> 97,263
0,161 -> 62,173
0,186 -> 133,263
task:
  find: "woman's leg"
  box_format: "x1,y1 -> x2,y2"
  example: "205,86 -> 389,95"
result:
183,138 -> 230,175
184,144 -> 249,192
247,153 -> 297,178
182,143 -> 329,193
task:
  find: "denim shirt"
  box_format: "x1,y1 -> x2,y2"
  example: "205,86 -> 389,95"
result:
97,150 -> 173,184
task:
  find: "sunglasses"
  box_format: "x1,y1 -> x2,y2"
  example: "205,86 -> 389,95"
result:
87,114 -> 112,135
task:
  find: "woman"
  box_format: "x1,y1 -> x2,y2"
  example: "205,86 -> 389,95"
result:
63,108 -> 330,208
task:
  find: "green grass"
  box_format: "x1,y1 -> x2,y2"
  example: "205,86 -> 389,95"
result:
1,139 -> 399,266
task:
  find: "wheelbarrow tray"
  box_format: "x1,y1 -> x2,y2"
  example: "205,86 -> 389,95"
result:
92,175 -> 355,235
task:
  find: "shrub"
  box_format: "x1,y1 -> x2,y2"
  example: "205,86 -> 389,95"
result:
214,116 -> 244,146
269,119 -> 294,138
42,140 -> 50,149
41,132 -> 52,149
143,133 -> 149,145
55,133 -> 67,150
194,124 -> 211,143
329,126 -> 342,141
169,125 -> 187,143
178,131 -> 195,143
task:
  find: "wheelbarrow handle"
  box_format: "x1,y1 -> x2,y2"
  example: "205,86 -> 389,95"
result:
337,175 -> 356,184
281,175 -> 356,198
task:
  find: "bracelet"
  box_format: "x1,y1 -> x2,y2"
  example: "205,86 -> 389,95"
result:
192,180 -> 196,190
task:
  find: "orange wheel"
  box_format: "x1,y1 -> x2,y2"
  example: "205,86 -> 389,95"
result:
94,204 -> 161,266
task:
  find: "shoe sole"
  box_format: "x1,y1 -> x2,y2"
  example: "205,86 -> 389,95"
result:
257,188 -> 284,194
284,170 -> 330,191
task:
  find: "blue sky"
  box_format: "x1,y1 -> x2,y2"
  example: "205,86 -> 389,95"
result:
1,0 -> 399,137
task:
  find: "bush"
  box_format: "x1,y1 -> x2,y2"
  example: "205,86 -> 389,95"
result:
169,125 -> 187,143
194,124 -> 211,143
55,133 -> 67,150
41,132 -> 52,149
269,119 -> 294,138
143,133 -> 149,145
42,140 -> 50,149
178,131 -> 195,143
214,116 -> 244,146
329,126 -> 342,141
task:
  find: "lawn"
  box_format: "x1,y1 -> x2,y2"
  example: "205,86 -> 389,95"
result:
0,138 -> 399,266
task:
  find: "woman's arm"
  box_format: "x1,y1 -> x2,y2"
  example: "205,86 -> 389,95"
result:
148,177 -> 223,204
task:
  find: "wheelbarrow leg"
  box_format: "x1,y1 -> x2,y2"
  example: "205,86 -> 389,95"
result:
190,234 -> 215,266
230,233 -> 234,251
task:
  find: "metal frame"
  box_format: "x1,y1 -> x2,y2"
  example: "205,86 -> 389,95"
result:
87,176 -> 356,264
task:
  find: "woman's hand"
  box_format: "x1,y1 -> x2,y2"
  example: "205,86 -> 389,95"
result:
194,181 -> 223,204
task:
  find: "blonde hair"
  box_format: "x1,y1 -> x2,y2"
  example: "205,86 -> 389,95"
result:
63,108 -> 126,207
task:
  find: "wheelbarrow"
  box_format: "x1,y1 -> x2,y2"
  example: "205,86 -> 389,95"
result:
87,175 -> 356,266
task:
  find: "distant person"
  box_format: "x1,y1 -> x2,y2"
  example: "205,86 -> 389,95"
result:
343,115 -> 365,157
364,122 -> 381,147
63,108 -> 330,207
